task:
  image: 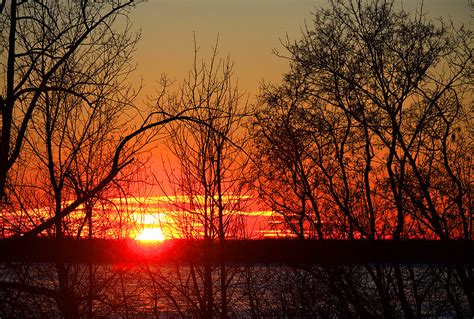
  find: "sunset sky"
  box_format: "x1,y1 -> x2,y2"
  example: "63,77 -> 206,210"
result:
130,0 -> 471,99
127,0 -> 471,197
1,2 -> 472,316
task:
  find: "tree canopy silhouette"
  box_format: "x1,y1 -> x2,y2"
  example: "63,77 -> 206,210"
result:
252,0 -> 472,241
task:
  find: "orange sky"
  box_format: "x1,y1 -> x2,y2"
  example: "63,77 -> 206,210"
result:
126,0 -> 471,194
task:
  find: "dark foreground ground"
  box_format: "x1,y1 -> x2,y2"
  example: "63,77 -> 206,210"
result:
0,239 -> 472,317
0,238 -> 472,264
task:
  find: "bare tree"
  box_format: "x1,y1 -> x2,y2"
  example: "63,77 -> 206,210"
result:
0,2 -> 154,317
252,0 -> 473,315
254,0 -> 472,241
149,41 -> 250,318
0,3 -> 232,317
0,0 -> 141,202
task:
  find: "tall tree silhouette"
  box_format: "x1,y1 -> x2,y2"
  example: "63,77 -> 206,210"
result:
252,0 -> 473,315
253,0 -> 472,241
0,0 -> 206,239
0,0 -> 139,202
151,42 -> 250,319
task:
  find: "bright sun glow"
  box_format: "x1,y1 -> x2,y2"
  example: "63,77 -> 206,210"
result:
135,227 -> 165,242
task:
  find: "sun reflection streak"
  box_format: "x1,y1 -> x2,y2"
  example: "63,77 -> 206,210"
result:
7,195 -> 273,239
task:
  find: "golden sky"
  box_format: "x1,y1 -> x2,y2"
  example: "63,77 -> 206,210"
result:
130,0 -> 471,100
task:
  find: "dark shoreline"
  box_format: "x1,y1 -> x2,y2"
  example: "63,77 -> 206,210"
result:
0,238 -> 472,265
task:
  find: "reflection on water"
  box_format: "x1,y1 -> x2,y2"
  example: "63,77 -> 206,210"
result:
0,262 -> 471,318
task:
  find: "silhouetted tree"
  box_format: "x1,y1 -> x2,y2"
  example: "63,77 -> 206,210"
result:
0,2 -> 225,317
0,0 -> 208,240
252,0 -> 473,316
149,41 -> 250,319
0,0 -> 143,202
0,1 -> 157,317
254,0 -> 472,241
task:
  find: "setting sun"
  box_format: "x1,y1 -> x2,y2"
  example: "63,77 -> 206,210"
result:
135,227 -> 166,242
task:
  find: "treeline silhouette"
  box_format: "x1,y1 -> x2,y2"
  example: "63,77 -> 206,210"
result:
0,238 -> 473,264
